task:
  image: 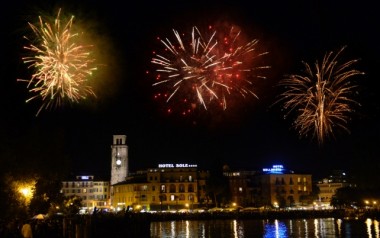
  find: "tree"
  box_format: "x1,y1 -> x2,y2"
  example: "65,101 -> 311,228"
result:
204,169 -> 230,207
29,175 -> 64,215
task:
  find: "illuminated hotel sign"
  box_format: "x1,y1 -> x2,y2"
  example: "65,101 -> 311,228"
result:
263,164 -> 284,174
81,176 -> 89,180
158,163 -> 198,168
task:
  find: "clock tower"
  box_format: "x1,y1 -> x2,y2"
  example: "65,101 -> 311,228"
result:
110,135 -> 128,185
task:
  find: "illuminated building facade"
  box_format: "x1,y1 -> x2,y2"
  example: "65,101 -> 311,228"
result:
253,165 -> 313,208
225,165 -> 313,208
111,164 -> 210,212
61,175 -> 110,213
316,170 -> 351,207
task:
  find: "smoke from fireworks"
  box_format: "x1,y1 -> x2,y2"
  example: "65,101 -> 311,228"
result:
275,46 -> 364,144
18,8 -> 97,116
149,25 -> 270,115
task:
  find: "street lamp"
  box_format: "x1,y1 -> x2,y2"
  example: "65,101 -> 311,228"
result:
17,183 -> 35,206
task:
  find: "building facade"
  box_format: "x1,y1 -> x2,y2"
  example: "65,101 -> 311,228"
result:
225,164 -> 313,208
112,164 -> 209,212
316,170 -> 351,207
223,169 -> 258,207
61,175 -> 110,213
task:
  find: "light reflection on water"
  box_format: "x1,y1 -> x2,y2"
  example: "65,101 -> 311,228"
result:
150,218 -> 380,237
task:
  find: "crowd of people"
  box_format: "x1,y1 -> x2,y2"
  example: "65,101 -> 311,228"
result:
0,217 -> 63,238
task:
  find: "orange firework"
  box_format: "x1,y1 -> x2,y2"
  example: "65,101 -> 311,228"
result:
275,46 -> 364,144
18,8 -> 97,116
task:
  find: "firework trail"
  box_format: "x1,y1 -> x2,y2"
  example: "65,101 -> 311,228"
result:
275,46 -> 364,144
18,8 -> 97,116
149,25 -> 270,115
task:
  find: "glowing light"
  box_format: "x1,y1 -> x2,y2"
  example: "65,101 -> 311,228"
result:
13,180 -> 36,206
274,46 -> 364,144
18,8 -> 97,116
19,187 -> 32,198
149,24 -> 270,115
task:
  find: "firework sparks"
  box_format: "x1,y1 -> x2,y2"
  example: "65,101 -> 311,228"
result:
275,46 -> 364,144
149,25 -> 270,115
18,8 -> 97,116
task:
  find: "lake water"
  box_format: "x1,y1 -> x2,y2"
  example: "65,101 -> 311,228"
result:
150,218 -> 380,237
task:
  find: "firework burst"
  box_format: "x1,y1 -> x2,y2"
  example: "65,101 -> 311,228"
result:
149,25 -> 270,115
18,8 -> 97,116
275,46 -> 364,144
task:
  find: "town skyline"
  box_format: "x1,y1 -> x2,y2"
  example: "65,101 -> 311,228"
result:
1,0 -> 379,185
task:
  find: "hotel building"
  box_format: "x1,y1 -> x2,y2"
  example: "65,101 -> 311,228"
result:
225,165 -> 313,208
111,164 -> 210,212
60,175 -> 110,213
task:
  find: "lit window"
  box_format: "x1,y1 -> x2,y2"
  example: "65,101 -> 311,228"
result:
239,187 -> 243,192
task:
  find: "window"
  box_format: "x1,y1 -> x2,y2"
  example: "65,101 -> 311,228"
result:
170,184 -> 176,193
189,176 -> 193,182
188,184 -> 194,192
170,195 -> 176,201
179,194 -> 185,201
239,187 -> 243,192
160,185 -> 166,193
152,186 -> 155,191
179,184 -> 185,192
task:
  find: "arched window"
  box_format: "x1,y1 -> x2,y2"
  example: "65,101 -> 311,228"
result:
179,184 -> 185,192
160,194 -> 167,201
170,184 -> 176,193
188,184 -> 194,192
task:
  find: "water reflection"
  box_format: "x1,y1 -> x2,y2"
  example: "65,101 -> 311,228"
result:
263,219 -> 287,238
366,218 -> 380,238
150,218 -> 380,238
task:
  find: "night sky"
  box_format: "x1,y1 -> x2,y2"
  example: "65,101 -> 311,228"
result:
1,0 -> 379,182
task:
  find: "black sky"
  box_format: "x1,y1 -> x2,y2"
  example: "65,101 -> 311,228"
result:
1,1 -> 379,182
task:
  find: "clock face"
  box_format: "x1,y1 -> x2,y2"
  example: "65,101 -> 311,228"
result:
116,159 -> 122,166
